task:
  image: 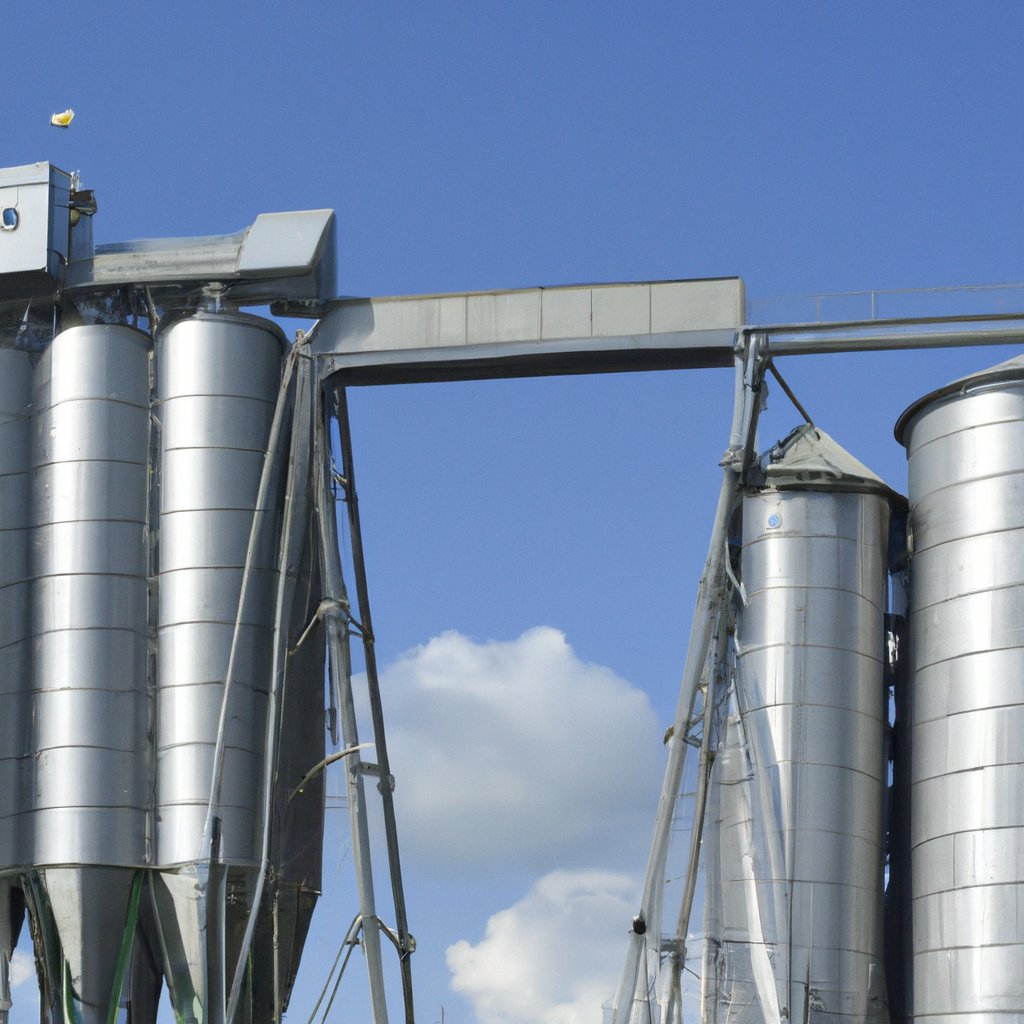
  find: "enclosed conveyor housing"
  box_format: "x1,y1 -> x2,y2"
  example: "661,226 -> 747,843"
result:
703,425 -> 901,1024
897,356 -> 1024,1022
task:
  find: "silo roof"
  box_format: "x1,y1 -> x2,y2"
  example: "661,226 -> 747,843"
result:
894,352 -> 1024,446
761,422 -> 907,508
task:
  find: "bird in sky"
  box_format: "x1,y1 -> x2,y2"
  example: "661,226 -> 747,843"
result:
50,109 -> 74,128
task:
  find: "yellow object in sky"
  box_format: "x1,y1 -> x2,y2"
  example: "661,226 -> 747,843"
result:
50,109 -> 74,128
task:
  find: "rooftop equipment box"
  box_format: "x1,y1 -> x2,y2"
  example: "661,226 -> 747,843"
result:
0,162 -> 72,301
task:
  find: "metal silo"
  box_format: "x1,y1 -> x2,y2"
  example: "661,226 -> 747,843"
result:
154,311 -> 285,1022
0,348 -> 33,874
703,425 -> 895,1023
897,355 -> 1024,1021
29,324 -> 152,1024
0,348 -> 33,1020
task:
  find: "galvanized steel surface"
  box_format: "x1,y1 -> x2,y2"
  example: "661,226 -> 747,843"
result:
30,325 -> 151,868
902,366 -> 1024,1020
704,478 -> 890,1022
0,349 -> 33,869
155,312 -> 285,868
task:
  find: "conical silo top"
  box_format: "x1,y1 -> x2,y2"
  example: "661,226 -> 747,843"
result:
894,352 -> 1024,446
761,423 -> 906,507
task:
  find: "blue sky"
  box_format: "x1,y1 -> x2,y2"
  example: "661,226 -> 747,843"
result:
4,3 -> 1024,1022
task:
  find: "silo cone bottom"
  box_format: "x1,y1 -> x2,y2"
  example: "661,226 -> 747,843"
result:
38,867 -> 139,1024
152,867 -> 224,1024
152,865 -> 256,1024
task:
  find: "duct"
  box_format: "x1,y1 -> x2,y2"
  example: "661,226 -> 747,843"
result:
223,348 -> 317,1024
897,357 -> 1024,1021
250,372 -> 326,1021
703,425 -> 895,1023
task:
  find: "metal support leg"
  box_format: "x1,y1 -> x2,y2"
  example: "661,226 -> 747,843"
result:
315,388 -> 391,1024
331,386 -> 416,1024
609,331 -> 768,1023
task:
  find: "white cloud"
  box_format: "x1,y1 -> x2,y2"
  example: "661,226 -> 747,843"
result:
10,948 -> 34,988
447,869 -> 637,1024
377,627 -> 663,869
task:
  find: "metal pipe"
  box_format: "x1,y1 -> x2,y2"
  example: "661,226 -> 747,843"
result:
287,745 -> 373,804
765,323 -> 1024,356
767,362 -> 815,427
674,608 -> 731,961
226,347 -> 315,1023
200,344 -> 299,861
